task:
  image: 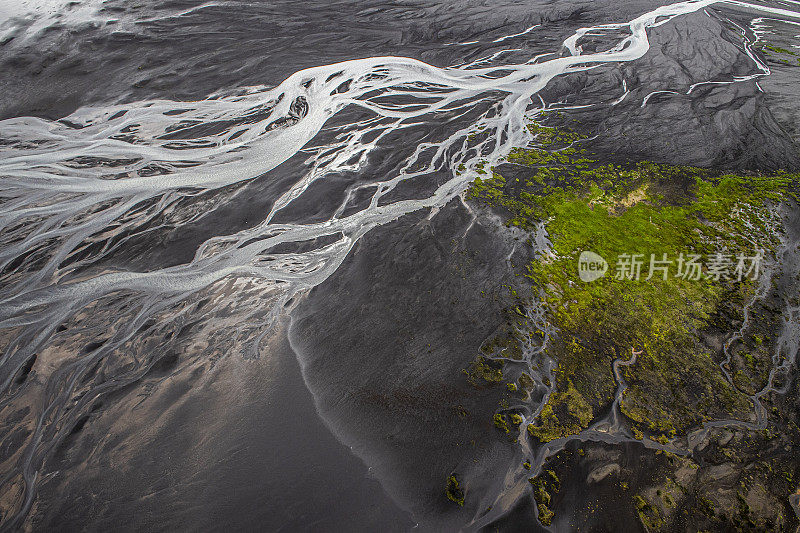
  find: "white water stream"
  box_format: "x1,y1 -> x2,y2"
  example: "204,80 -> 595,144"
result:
1,0 -> 799,529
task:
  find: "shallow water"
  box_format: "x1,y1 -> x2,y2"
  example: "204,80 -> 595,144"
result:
1,0 -> 799,530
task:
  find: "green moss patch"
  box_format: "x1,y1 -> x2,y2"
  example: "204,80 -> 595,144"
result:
468,121 -> 796,438
445,474 -> 465,506
529,468 -> 562,526
528,379 -> 593,442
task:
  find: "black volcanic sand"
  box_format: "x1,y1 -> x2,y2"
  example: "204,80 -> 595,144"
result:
486,440 -> 652,532
0,0 -> 676,279
289,9 -> 800,531
290,198 -> 538,528
28,321 -> 413,532
0,0 -> 670,120
537,10 -> 800,170
4,1 -> 800,532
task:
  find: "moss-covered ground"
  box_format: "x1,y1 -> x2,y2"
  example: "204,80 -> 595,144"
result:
466,119 -> 796,441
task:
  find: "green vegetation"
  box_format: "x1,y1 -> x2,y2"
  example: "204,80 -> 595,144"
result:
463,117 -> 799,529
445,475 -> 465,506
528,468 -> 562,526
529,474 -> 556,526
528,380 -> 593,442
468,119 -> 795,440
494,412 -> 525,435
764,44 -> 797,56
634,494 -> 665,530
493,413 -> 510,433
478,301 -> 539,362
464,356 -> 503,384
761,43 -> 800,66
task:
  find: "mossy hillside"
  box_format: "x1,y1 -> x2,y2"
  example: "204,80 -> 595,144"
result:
534,169 -> 789,433
467,125 -> 795,438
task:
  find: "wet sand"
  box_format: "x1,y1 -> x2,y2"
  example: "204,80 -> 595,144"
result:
27,322 -> 413,532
